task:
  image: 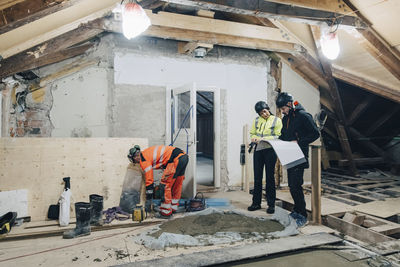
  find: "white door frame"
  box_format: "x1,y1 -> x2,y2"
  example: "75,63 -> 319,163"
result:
166,86 -> 221,189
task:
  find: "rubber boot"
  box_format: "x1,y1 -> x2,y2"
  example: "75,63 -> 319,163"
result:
63,202 -> 91,239
89,194 -> 104,226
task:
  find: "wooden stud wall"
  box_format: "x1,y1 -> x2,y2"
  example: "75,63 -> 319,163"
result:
0,138 -> 148,221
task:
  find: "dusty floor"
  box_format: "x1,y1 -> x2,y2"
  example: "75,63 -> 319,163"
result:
152,212 -> 284,238
0,190 -> 356,267
219,249 -> 369,267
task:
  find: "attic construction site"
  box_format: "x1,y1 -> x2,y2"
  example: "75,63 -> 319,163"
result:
0,0 -> 400,266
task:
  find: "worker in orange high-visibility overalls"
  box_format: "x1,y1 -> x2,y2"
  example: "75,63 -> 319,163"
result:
127,145 -> 189,218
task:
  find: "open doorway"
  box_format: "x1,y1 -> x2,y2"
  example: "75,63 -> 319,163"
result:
166,84 -> 221,195
196,91 -> 214,187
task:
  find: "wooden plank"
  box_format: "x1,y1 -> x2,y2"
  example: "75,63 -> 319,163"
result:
357,181 -> 400,191
325,215 -> 394,243
365,105 -> 400,136
1,220 -> 162,242
0,138 -> 148,221
162,0 -> 366,29
332,68 -> 400,104
0,1 -> 115,59
131,233 -> 342,267
353,198 -> 400,219
338,157 -> 385,167
97,17 -> 303,54
0,0 -> 85,35
340,179 -> 395,186
335,123 -> 358,175
244,124 -> 250,194
369,224 -> 400,236
311,145 -> 321,224
276,190 -> 353,215
0,43 -> 94,79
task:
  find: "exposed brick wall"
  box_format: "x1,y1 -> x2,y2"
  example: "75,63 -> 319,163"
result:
3,80 -> 53,137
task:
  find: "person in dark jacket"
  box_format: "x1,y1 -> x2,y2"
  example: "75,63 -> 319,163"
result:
276,92 -> 319,227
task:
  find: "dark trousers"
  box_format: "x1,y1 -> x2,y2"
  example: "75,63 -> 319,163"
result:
252,148 -> 277,207
174,154 -> 189,178
287,166 -> 306,217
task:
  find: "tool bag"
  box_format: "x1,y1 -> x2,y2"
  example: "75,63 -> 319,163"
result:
186,192 -> 206,212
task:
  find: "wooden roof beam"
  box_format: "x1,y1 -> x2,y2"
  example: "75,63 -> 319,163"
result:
0,23 -> 102,79
0,43 -> 94,79
163,0 -> 367,29
96,15 -> 303,53
332,68 -> 400,104
0,0 -> 85,35
310,24 -> 357,175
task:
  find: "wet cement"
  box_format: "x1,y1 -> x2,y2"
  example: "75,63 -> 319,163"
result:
151,213 -> 284,238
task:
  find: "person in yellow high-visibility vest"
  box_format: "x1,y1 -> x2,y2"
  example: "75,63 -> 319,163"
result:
248,101 -> 282,214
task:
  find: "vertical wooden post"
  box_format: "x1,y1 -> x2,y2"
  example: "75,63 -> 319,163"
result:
311,144 -> 321,224
242,125 -> 246,191
244,124 -> 250,194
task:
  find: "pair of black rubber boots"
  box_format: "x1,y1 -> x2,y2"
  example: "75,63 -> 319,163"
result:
63,194 -> 103,239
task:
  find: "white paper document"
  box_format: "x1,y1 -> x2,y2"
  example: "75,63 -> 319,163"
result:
257,139 -> 306,169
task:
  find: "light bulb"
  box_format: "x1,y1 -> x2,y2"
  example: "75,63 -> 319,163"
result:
122,3 -> 151,40
320,29 -> 340,60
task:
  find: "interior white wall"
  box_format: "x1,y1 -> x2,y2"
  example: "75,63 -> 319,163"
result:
282,63 -> 321,182
114,52 -> 268,186
282,63 -> 320,116
50,66 -> 109,137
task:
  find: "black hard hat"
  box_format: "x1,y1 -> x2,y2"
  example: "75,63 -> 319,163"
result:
254,101 -> 269,114
127,145 -> 141,162
276,92 -> 294,108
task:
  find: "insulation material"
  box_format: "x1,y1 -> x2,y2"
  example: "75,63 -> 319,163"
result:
0,189 -> 28,218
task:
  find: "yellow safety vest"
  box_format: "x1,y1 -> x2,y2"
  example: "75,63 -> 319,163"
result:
250,115 -> 282,140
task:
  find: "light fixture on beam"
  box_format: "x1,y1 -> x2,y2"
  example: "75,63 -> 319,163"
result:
120,0 -> 151,40
320,24 -> 340,60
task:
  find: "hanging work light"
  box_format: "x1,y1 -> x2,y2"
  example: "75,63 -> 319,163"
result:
320,24 -> 340,60
121,1 -> 151,39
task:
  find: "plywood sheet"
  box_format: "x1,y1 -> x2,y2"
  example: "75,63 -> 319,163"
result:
277,190 -> 353,215
353,198 -> 400,218
0,138 -> 147,221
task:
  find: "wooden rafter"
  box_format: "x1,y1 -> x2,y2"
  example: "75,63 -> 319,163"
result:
0,23 -> 102,79
310,25 -> 357,175
0,43 -> 94,79
332,68 -> 400,104
162,0 -> 366,29
95,16 -> 303,53
0,0 -> 85,35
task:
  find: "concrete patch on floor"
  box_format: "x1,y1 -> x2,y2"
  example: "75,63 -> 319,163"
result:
133,208 -> 298,250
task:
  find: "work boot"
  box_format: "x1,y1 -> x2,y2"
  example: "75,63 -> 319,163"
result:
63,202 -> 91,239
247,204 -> 261,211
266,206 -> 275,214
89,194 -> 104,226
